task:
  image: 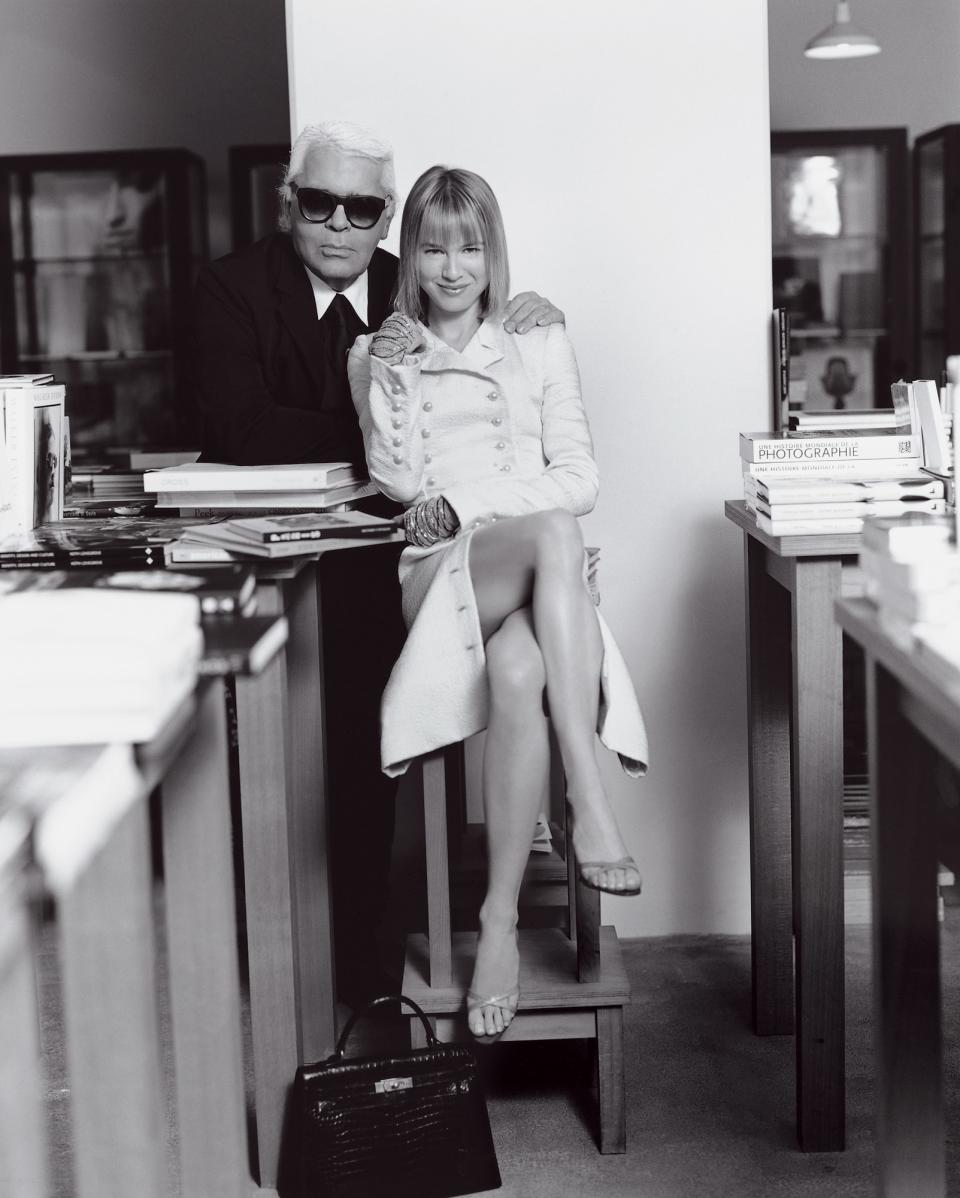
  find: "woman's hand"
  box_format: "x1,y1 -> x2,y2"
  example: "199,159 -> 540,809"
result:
403,496 -> 460,547
370,312 -> 426,363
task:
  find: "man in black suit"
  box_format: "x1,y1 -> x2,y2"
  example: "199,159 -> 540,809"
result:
193,120 -> 560,1006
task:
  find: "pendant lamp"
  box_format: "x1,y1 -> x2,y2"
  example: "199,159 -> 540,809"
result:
804,2 -> 881,59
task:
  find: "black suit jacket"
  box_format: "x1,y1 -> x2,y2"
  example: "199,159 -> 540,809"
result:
193,233 -> 398,465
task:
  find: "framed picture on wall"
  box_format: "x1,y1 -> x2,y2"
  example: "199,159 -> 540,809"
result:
792,342 -> 875,412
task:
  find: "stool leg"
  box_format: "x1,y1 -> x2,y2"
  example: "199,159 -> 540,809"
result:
596,1006 -> 626,1153
422,753 -> 453,990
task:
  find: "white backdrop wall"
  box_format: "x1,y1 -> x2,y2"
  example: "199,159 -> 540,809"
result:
287,0 -> 772,936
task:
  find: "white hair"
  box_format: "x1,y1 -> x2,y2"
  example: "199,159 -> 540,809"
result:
278,120 -> 396,231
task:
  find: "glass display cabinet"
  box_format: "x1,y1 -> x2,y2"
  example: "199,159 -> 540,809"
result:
771,128 -> 910,412
913,124 -> 960,382
229,144 -> 288,249
0,149 -> 207,456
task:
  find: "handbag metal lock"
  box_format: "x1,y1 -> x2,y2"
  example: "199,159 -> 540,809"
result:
374,1075 -> 413,1094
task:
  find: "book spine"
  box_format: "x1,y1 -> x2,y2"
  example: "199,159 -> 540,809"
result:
0,551 -> 165,569
773,309 -> 790,432
756,499 -> 945,520
262,526 -> 392,543
742,457 -> 921,479
756,514 -> 863,536
741,433 -> 920,462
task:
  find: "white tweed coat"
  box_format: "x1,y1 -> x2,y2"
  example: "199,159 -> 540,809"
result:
347,315 -> 649,779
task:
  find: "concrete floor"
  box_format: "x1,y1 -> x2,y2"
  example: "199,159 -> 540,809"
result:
37,904 -> 960,1197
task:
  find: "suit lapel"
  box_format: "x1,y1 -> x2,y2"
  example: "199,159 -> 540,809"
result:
274,240 -> 327,395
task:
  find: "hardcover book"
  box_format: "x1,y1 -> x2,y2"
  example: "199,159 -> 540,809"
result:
152,479 -> 377,510
749,475 -> 944,505
740,430 -> 920,463
143,461 -> 362,493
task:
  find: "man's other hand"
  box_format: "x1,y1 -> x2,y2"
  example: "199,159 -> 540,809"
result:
502,292 -> 565,334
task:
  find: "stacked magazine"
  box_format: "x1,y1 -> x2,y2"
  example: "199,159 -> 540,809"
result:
0,586 -> 203,746
172,510 -> 400,562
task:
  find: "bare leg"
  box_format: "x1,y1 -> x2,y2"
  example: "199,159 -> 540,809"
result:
468,606 -> 548,1038
469,511 -> 640,893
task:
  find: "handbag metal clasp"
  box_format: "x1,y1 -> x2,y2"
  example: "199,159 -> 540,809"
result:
375,1076 -> 413,1094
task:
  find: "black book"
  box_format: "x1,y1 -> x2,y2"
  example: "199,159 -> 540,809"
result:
0,515 -> 227,569
0,563 -> 257,616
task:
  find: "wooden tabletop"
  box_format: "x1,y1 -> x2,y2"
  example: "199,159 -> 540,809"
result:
724,499 -> 863,557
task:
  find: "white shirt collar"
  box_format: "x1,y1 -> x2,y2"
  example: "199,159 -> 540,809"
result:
304,266 -> 368,325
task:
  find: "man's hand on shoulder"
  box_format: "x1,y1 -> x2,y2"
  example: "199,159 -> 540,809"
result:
502,291 -> 564,334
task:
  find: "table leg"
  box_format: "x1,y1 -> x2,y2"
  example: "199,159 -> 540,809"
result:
744,536 -> 794,1035
790,557 -> 845,1151
160,679 -> 249,1197
0,877 -> 47,1198
869,660 -> 944,1196
283,564 -> 336,1061
235,648 -> 299,1188
57,800 -> 167,1198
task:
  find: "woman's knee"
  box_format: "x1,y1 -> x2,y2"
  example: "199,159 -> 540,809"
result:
486,621 -> 546,709
530,509 -> 584,574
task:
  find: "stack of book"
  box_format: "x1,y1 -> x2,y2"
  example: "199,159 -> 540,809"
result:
0,374 -> 67,535
860,512 -> 960,671
0,586 -> 203,746
0,515 -> 224,570
741,383 -> 953,536
171,510 -> 400,563
143,461 -> 378,517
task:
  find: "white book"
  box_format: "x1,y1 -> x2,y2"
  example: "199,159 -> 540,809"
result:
2,383 -> 66,531
754,498 -> 945,521
751,475 -> 944,505
755,514 -> 863,536
743,456 -> 922,480
152,480 -> 377,509
143,461 -> 362,493
859,545 -> 960,593
913,379 -> 952,473
789,409 -> 902,431
740,429 -> 920,464
860,513 -> 955,561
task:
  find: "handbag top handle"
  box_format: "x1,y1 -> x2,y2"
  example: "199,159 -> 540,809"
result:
333,994 -> 440,1060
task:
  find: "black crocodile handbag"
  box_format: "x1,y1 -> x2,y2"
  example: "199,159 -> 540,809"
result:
282,995 -> 501,1198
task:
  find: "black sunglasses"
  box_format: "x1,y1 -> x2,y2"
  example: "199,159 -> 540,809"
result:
290,184 -> 387,229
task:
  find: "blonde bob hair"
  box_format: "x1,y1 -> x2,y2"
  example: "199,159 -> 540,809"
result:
395,166 -> 510,322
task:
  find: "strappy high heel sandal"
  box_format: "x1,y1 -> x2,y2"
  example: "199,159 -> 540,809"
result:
466,987 -> 520,1044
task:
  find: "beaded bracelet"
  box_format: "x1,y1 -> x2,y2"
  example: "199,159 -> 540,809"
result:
404,496 -> 460,547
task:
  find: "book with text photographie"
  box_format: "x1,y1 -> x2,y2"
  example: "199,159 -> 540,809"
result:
747,474 -> 944,506
143,461 -> 363,493
753,497 -> 946,522
740,429 -> 921,463
152,479 -> 378,511
0,563 -> 257,616
743,456 -> 922,480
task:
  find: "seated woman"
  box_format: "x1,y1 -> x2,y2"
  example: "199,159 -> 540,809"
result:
348,165 -> 648,1042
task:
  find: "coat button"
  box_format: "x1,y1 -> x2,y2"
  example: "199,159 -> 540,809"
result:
423,401 -> 433,411
487,391 -> 499,401
391,385 -> 402,395
391,402 -> 402,412
392,418 -> 402,429
421,429 -> 431,438
392,454 -> 403,464
426,476 -> 436,486
501,464 -> 511,472
424,454 -> 432,463
491,416 -> 502,426
495,441 -> 505,449
392,437 -> 402,447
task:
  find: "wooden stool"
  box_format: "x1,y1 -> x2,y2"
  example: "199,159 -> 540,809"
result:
400,737 -> 630,1153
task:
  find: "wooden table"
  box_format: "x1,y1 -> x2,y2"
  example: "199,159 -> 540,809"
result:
836,597 -> 960,1197
234,538 -> 402,1188
725,499 -> 862,1151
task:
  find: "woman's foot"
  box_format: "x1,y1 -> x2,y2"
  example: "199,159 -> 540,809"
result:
568,787 -> 642,895
466,915 -> 520,1042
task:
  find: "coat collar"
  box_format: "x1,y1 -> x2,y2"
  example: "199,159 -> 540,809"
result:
420,314 -> 506,376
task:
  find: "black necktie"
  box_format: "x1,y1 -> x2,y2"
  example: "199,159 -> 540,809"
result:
322,293 -> 364,397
